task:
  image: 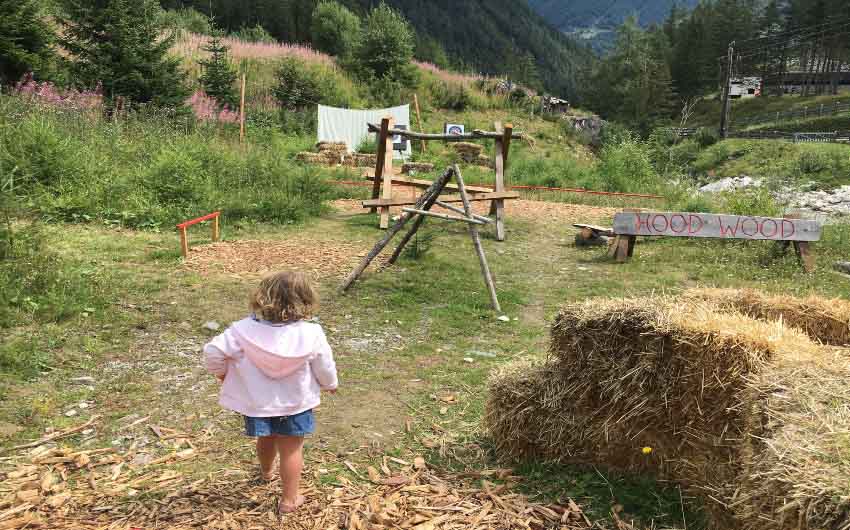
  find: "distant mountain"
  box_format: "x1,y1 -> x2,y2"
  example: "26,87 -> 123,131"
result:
528,0 -> 700,50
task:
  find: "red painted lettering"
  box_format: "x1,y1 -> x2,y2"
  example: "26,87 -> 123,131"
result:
670,214 -> 688,233
741,218 -> 759,237
634,214 -> 650,232
651,214 -> 669,233
781,219 -> 796,239
688,214 -> 704,234
718,216 -> 741,237
760,219 -> 779,238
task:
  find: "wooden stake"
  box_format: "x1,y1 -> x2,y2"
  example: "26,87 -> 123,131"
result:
341,168 -> 453,291
434,200 -> 493,223
239,73 -> 246,144
179,227 -> 189,258
413,94 -> 426,153
794,241 -> 815,272
489,122 -> 510,241
212,215 -> 220,242
454,165 -> 501,312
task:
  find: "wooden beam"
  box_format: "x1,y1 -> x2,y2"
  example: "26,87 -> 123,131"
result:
454,165 -> 501,312
212,215 -> 220,242
367,123 -> 524,141
434,200 -> 493,223
179,227 -> 189,257
364,174 -> 496,195
362,191 -> 518,208
401,208 -> 486,225
370,118 -> 391,213
490,122 -> 510,241
340,168 -> 453,292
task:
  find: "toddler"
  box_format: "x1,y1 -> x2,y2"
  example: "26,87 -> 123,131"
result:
204,271 -> 338,513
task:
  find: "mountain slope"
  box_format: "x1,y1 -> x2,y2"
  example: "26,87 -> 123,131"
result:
160,0 -> 591,99
340,0 -> 592,99
529,0 -> 699,48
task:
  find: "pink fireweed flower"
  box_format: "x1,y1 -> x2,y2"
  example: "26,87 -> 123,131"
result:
187,91 -> 240,123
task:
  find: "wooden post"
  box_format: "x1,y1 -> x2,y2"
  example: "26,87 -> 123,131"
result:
413,94 -> 426,153
369,118 -> 390,213
341,168 -> 453,292
179,227 -> 189,258
212,214 -> 220,242
490,122 -> 511,241
239,73 -> 246,144
794,241 -> 815,272
379,117 -> 395,229
455,165 -> 501,312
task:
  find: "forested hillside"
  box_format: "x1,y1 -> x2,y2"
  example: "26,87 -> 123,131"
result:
158,0 -> 592,98
529,0 -> 699,48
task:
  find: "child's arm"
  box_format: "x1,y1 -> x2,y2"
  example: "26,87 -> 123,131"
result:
310,329 -> 338,391
203,327 -> 241,380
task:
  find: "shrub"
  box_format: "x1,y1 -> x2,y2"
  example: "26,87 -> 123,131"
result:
429,81 -> 472,111
274,57 -> 322,111
198,31 -> 238,109
796,151 -> 830,175
595,138 -> 662,193
158,7 -> 212,35
719,187 -> 781,217
694,127 -> 720,148
311,1 -> 360,58
230,25 -> 276,44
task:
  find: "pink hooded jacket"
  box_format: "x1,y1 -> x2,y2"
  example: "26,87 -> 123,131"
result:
203,318 -> 338,417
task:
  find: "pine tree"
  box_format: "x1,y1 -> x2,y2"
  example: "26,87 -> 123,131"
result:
58,0 -> 189,108
198,31 -> 238,109
0,0 -> 55,85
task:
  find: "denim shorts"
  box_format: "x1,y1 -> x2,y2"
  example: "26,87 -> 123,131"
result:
244,409 -> 315,437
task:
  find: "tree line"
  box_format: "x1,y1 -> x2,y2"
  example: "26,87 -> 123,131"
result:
584,0 -> 850,131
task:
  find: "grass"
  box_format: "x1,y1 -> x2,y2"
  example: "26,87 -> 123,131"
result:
689,93 -> 850,128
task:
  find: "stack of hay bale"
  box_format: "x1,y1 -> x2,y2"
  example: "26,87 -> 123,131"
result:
402,162 -> 435,175
343,153 -> 378,168
453,142 -> 483,163
485,292 -> 850,530
296,142 -> 347,166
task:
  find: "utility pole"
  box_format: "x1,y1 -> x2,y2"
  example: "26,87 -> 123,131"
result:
719,41 -> 735,139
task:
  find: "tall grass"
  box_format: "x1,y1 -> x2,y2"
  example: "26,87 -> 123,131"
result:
0,95 -> 333,231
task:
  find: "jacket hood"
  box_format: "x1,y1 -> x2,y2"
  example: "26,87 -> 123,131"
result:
230,318 -> 314,379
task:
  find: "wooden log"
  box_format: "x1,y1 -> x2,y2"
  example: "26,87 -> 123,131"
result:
434,200 -> 493,223
401,208 -> 486,225
367,123 -> 524,141
573,223 -> 614,237
364,174 -> 496,195
362,191 -> 518,208
370,118 -> 391,213
340,168 -> 453,292
794,241 -> 816,272
489,122 -> 511,241
454,165 -> 501,312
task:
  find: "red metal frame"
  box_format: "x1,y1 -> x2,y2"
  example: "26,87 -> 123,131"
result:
176,211 -> 221,229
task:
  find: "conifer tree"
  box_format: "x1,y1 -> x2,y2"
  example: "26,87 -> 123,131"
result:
57,0 -> 189,108
0,0 -> 55,85
198,31 -> 238,109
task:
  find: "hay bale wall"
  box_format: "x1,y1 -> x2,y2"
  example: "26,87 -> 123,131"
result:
485,297 -> 850,530
684,288 -> 850,345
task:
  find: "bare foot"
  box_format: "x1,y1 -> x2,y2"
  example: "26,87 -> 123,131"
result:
261,470 -> 276,482
278,495 -> 306,514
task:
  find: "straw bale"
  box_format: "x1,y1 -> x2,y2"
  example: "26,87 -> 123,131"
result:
402,162 -> 435,175
316,141 -> 347,153
486,296 -> 850,530
344,153 -> 377,167
684,288 -> 850,345
453,142 -> 484,162
296,152 -> 340,166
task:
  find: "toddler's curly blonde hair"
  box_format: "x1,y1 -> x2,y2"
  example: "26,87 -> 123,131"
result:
250,271 -> 318,323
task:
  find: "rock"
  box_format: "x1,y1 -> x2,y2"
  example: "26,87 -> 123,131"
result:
71,376 -> 95,385
497,315 -> 511,322
202,321 -> 221,332
699,176 -> 762,193
468,350 -> 497,358
65,410 -> 78,417
835,261 -> 850,275
463,357 -> 475,364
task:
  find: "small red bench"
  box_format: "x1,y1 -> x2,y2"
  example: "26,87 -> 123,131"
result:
176,212 -> 221,257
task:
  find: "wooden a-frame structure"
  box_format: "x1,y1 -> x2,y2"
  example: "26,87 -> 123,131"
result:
341,165 -> 502,312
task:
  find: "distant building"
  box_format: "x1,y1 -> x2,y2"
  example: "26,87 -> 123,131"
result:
730,77 -> 762,98
542,95 -> 570,114
778,72 -> 850,95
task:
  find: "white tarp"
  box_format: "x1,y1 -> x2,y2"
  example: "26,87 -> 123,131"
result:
317,104 -> 411,159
